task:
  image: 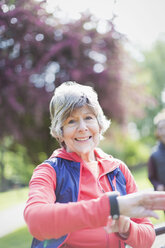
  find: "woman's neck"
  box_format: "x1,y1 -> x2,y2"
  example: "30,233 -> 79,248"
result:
79,152 -> 96,163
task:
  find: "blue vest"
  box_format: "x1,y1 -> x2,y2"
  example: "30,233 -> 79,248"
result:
31,157 -> 127,248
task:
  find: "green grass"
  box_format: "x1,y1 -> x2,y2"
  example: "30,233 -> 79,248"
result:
0,187 -> 28,211
0,226 -> 32,248
131,166 -> 153,190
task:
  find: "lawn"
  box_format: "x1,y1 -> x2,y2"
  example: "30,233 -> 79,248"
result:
0,187 -> 29,211
131,166 -> 152,190
0,226 -> 32,248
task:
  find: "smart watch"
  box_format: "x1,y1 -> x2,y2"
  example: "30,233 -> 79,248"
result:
109,193 -> 120,220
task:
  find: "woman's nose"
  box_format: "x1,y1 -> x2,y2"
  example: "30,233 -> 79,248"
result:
77,119 -> 87,131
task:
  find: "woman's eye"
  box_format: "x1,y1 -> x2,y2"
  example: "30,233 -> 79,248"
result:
85,116 -> 93,120
68,119 -> 75,124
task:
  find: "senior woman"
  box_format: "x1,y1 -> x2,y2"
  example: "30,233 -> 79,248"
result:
24,81 -> 165,248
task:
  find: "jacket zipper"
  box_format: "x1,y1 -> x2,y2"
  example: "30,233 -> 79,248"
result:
97,172 -> 108,193
98,174 -> 109,248
98,173 -> 122,248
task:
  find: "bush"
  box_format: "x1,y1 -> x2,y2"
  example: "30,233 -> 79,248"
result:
100,126 -> 150,168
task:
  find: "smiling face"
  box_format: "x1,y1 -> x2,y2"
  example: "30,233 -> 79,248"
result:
62,105 -> 100,162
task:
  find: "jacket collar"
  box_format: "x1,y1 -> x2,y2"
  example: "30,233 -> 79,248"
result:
51,147 -> 119,173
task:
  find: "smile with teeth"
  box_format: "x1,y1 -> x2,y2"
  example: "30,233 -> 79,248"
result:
75,136 -> 92,141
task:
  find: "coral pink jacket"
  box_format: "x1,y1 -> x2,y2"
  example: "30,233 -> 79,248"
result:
24,148 -> 155,248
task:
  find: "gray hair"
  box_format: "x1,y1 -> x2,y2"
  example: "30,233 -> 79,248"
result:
154,109 -> 165,126
49,81 -> 110,146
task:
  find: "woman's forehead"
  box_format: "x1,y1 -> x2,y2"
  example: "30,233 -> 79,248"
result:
69,105 -> 95,117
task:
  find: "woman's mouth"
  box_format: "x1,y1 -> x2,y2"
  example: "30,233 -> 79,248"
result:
75,136 -> 92,141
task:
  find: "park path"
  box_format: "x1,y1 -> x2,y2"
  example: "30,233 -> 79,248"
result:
0,202 -> 26,237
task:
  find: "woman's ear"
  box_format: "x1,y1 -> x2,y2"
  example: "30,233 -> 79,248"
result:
59,136 -> 64,143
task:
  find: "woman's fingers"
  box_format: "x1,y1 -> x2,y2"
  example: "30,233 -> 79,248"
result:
117,191 -> 165,218
104,216 -> 114,233
118,216 -> 130,234
104,216 -> 131,235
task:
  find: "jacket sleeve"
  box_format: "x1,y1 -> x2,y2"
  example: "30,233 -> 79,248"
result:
24,163 -> 110,241
119,162 -> 156,248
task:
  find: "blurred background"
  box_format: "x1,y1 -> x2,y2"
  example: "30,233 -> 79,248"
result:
0,0 -> 165,247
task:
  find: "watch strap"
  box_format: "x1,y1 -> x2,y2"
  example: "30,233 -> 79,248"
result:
109,193 -> 120,220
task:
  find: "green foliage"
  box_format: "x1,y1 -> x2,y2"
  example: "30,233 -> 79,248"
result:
120,137 -> 150,167
0,138 -> 35,188
4,145 -> 34,185
100,124 -> 150,168
131,166 -> 152,190
134,38 -> 165,142
143,39 -> 165,100
0,137 -> 49,190
0,226 -> 32,248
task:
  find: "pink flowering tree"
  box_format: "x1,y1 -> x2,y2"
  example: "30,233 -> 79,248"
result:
0,0 -> 148,188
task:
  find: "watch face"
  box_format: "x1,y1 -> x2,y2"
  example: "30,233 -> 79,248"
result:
113,214 -> 119,220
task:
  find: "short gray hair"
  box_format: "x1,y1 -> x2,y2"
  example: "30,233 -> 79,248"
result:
49,81 -> 110,146
154,109 -> 165,126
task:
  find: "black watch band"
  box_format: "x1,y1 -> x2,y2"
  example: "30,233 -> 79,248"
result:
109,193 -> 120,220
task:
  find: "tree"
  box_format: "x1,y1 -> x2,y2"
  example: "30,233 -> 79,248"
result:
134,38 -> 165,144
0,0 -> 150,187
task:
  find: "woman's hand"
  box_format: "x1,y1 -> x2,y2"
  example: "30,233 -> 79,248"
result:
117,191 -> 165,219
104,216 -> 130,238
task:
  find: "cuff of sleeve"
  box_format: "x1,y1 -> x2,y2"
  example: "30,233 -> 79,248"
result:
97,193 -> 111,226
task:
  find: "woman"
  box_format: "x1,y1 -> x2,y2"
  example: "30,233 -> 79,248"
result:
24,81 -> 165,248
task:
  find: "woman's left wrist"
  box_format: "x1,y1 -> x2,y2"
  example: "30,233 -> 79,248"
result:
108,193 -> 120,220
